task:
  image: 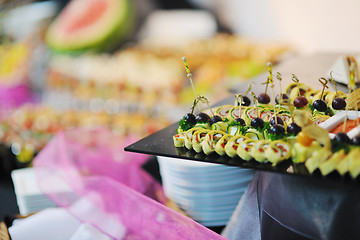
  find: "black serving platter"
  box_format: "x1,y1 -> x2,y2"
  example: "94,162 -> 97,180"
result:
124,118 -> 360,184
124,121 -> 290,171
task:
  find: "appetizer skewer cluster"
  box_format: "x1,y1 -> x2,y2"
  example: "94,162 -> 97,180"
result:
174,59 -> 360,178
173,90 -> 294,166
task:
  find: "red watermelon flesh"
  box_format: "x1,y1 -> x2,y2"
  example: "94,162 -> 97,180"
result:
63,0 -> 108,33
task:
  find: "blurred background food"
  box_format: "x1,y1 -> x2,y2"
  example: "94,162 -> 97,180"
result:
0,0 -> 291,172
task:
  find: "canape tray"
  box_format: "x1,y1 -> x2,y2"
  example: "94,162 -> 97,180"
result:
125,53 -> 359,184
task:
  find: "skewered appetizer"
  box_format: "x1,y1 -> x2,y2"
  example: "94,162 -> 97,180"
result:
214,134 -> 233,156
225,135 -> 248,158
202,130 -> 227,155
173,92 -> 295,165
192,128 -> 211,153
237,139 -> 257,161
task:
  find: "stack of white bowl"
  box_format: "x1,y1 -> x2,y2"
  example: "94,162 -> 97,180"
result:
157,156 -> 255,227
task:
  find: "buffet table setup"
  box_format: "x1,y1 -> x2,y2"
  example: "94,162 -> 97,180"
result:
0,3 -> 290,238
2,1 -> 360,239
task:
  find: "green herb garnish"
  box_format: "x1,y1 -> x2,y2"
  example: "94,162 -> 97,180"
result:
179,118 -> 194,132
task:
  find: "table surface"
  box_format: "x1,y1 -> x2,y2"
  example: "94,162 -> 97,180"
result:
125,52 -> 359,185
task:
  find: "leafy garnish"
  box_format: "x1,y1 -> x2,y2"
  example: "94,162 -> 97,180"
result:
227,120 -> 248,135
286,131 -> 300,137
269,132 -> 286,141
228,120 -> 243,127
325,106 -> 332,116
179,118 -> 194,132
248,120 -> 271,132
308,104 -> 315,112
197,120 -> 209,124
261,121 -> 271,132
240,126 -> 248,135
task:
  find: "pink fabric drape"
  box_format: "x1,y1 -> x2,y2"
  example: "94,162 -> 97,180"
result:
33,128 -> 226,240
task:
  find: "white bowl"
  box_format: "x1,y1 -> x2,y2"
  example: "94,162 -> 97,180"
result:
163,182 -> 248,199
164,190 -> 243,207
158,156 -> 239,171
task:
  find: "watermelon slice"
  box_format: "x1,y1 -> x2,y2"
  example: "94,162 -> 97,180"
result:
46,0 -> 135,53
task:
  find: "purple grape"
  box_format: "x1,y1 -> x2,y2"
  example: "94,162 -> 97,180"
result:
294,96 -> 308,108
332,97 -> 346,110
258,93 -> 270,104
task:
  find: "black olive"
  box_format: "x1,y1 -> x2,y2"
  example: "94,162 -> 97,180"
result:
242,96 -> 251,106
312,99 -> 327,112
352,136 -> 360,146
287,123 -> 302,135
270,116 -> 284,126
251,117 -> 264,129
184,113 -> 196,125
334,132 -> 351,144
210,115 -> 222,125
234,118 -> 246,126
269,124 -> 285,136
195,112 -> 210,123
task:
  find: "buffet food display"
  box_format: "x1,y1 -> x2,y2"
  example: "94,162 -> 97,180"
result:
0,103 -> 170,166
46,34 -> 289,107
0,33 -> 287,169
173,61 -> 360,179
